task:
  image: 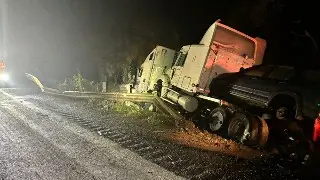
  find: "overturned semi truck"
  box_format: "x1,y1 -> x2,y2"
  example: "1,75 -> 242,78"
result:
131,20 -> 314,166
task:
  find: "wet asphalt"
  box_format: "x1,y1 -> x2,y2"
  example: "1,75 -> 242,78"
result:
0,88 -> 318,180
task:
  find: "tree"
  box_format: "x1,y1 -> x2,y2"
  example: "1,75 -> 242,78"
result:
79,15 -> 181,90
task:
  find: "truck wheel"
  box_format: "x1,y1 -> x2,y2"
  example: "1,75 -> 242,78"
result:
207,107 -> 228,132
275,106 -> 289,120
270,96 -> 296,120
228,112 -> 260,146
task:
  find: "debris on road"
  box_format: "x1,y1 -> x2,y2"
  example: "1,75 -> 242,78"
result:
165,127 -> 264,159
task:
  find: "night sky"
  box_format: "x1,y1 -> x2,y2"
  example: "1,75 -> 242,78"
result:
1,0 -> 319,84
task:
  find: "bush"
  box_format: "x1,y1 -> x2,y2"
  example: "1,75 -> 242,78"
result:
57,70 -> 97,92
113,101 -> 145,117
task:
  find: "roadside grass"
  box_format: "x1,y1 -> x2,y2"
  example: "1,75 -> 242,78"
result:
86,98 -> 264,158
87,98 -> 174,128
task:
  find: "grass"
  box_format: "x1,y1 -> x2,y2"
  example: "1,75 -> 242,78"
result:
87,98 -> 174,127
113,101 -> 145,117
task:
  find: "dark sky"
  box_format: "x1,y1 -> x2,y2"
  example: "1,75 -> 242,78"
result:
1,0 -> 319,84
3,0 -> 230,82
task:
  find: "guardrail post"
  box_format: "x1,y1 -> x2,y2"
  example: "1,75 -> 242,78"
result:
102,82 -> 107,92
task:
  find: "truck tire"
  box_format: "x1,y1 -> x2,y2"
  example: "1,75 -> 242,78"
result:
258,116 -> 269,147
270,96 -> 296,121
228,112 -> 260,146
206,106 -> 228,133
275,106 -> 290,120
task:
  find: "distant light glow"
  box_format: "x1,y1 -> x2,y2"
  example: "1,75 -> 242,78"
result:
0,73 -> 10,82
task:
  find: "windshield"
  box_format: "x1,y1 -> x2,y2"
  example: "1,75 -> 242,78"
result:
174,52 -> 187,67
213,25 -> 255,58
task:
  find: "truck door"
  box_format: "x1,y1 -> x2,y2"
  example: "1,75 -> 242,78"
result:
170,51 -> 186,87
180,46 -> 209,91
138,51 -> 155,92
171,45 -> 210,92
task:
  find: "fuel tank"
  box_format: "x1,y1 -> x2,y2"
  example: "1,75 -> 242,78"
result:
166,91 -> 198,112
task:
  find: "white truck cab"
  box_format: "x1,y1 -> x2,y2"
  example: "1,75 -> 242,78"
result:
137,46 -> 176,92
170,21 -> 266,95
135,20 -> 266,113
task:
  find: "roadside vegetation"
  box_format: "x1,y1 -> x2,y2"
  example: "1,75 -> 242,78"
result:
55,74 -> 264,158
57,69 -> 98,92
87,98 -> 174,128
85,97 -> 263,158
57,69 -> 122,92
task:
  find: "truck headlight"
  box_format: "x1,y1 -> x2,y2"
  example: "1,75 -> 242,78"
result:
0,73 -> 10,82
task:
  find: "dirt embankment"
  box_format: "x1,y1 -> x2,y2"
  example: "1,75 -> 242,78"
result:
89,99 -> 266,159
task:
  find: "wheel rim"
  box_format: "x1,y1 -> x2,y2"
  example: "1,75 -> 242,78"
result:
233,122 -> 248,142
276,107 -> 288,120
229,115 -> 268,146
229,118 -> 249,143
208,111 -> 224,131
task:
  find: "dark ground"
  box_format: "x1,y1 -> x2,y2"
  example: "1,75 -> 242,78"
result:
0,88 -> 319,179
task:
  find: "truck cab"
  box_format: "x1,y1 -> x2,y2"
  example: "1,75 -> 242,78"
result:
136,46 -> 176,92
170,21 -> 266,95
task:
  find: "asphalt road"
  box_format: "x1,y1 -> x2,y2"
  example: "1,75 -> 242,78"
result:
0,88 -> 318,180
0,88 -> 182,180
